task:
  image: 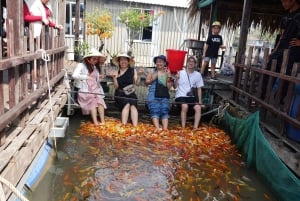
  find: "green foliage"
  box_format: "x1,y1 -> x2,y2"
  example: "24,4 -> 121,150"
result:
85,8 -> 114,41
119,8 -> 153,33
74,41 -> 89,56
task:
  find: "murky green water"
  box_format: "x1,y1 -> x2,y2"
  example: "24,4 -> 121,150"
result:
25,111 -> 278,201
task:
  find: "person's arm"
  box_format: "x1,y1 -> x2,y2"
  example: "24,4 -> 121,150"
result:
48,21 -> 56,28
146,70 -> 158,85
110,70 -> 119,89
173,72 -> 180,89
134,69 -> 142,86
23,2 -> 44,23
72,64 -> 89,80
24,14 -> 43,23
166,69 -> 172,89
44,6 -> 63,29
98,67 -> 106,80
48,20 -> 63,29
202,44 -> 208,58
112,77 -> 119,89
24,11 -> 43,23
289,38 -> 300,47
135,67 -> 144,86
24,2 -> 50,24
219,36 -> 226,49
167,76 -> 173,89
145,71 -> 153,85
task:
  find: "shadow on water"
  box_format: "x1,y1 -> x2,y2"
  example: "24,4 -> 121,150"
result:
25,108 -> 278,201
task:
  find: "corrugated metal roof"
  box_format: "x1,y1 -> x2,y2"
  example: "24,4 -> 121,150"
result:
120,0 -> 189,8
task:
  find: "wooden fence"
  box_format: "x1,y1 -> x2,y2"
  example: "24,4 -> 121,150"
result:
0,1 -> 67,199
0,1 -> 67,144
232,47 -> 300,136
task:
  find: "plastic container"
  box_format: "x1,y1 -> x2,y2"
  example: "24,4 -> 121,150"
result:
184,39 -> 205,49
286,94 -> 300,142
166,49 -> 187,74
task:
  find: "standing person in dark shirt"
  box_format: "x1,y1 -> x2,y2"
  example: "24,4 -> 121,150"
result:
201,21 -> 226,81
269,0 -> 300,75
262,0 -> 300,99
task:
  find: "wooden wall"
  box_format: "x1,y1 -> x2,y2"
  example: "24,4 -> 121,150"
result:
64,0 -> 208,67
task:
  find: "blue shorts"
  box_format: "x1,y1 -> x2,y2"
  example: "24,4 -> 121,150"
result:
147,98 -> 170,119
204,57 -> 218,64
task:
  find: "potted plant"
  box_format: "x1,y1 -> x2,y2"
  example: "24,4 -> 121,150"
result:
119,8 -> 164,56
85,8 -> 114,52
74,41 -> 89,62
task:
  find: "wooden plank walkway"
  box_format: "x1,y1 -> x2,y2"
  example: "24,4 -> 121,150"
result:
0,84 -> 68,198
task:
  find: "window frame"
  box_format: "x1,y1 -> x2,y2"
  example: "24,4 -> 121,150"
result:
65,1 -> 84,37
131,8 -> 154,42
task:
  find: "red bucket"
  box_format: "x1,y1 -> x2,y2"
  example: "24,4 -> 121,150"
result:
166,49 -> 187,74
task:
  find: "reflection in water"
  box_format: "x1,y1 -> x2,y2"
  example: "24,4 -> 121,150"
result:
26,112 -> 277,201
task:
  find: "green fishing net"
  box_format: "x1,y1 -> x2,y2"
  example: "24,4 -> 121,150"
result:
219,111 -> 300,201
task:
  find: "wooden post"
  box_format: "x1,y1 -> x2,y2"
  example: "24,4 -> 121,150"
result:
0,131 -> 5,146
236,0 -> 252,64
74,0 -> 81,53
0,70 -> 3,115
197,8 -> 202,41
0,0 -> 3,58
6,1 -> 22,56
232,0 -> 252,100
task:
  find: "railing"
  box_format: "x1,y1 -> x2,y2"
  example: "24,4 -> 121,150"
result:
232,46 -> 300,135
0,1 -> 67,200
0,23 -> 67,145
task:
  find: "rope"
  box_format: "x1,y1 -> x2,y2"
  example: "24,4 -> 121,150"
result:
0,183 -> 5,201
63,69 -> 70,89
0,176 -> 29,201
215,103 -> 230,120
38,49 -> 57,151
210,103 -> 230,125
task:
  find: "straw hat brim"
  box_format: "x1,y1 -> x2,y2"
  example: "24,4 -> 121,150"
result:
83,48 -> 106,59
83,53 -> 106,59
112,56 -> 135,67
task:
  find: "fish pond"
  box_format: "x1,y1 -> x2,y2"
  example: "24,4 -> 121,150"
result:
25,111 -> 278,201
